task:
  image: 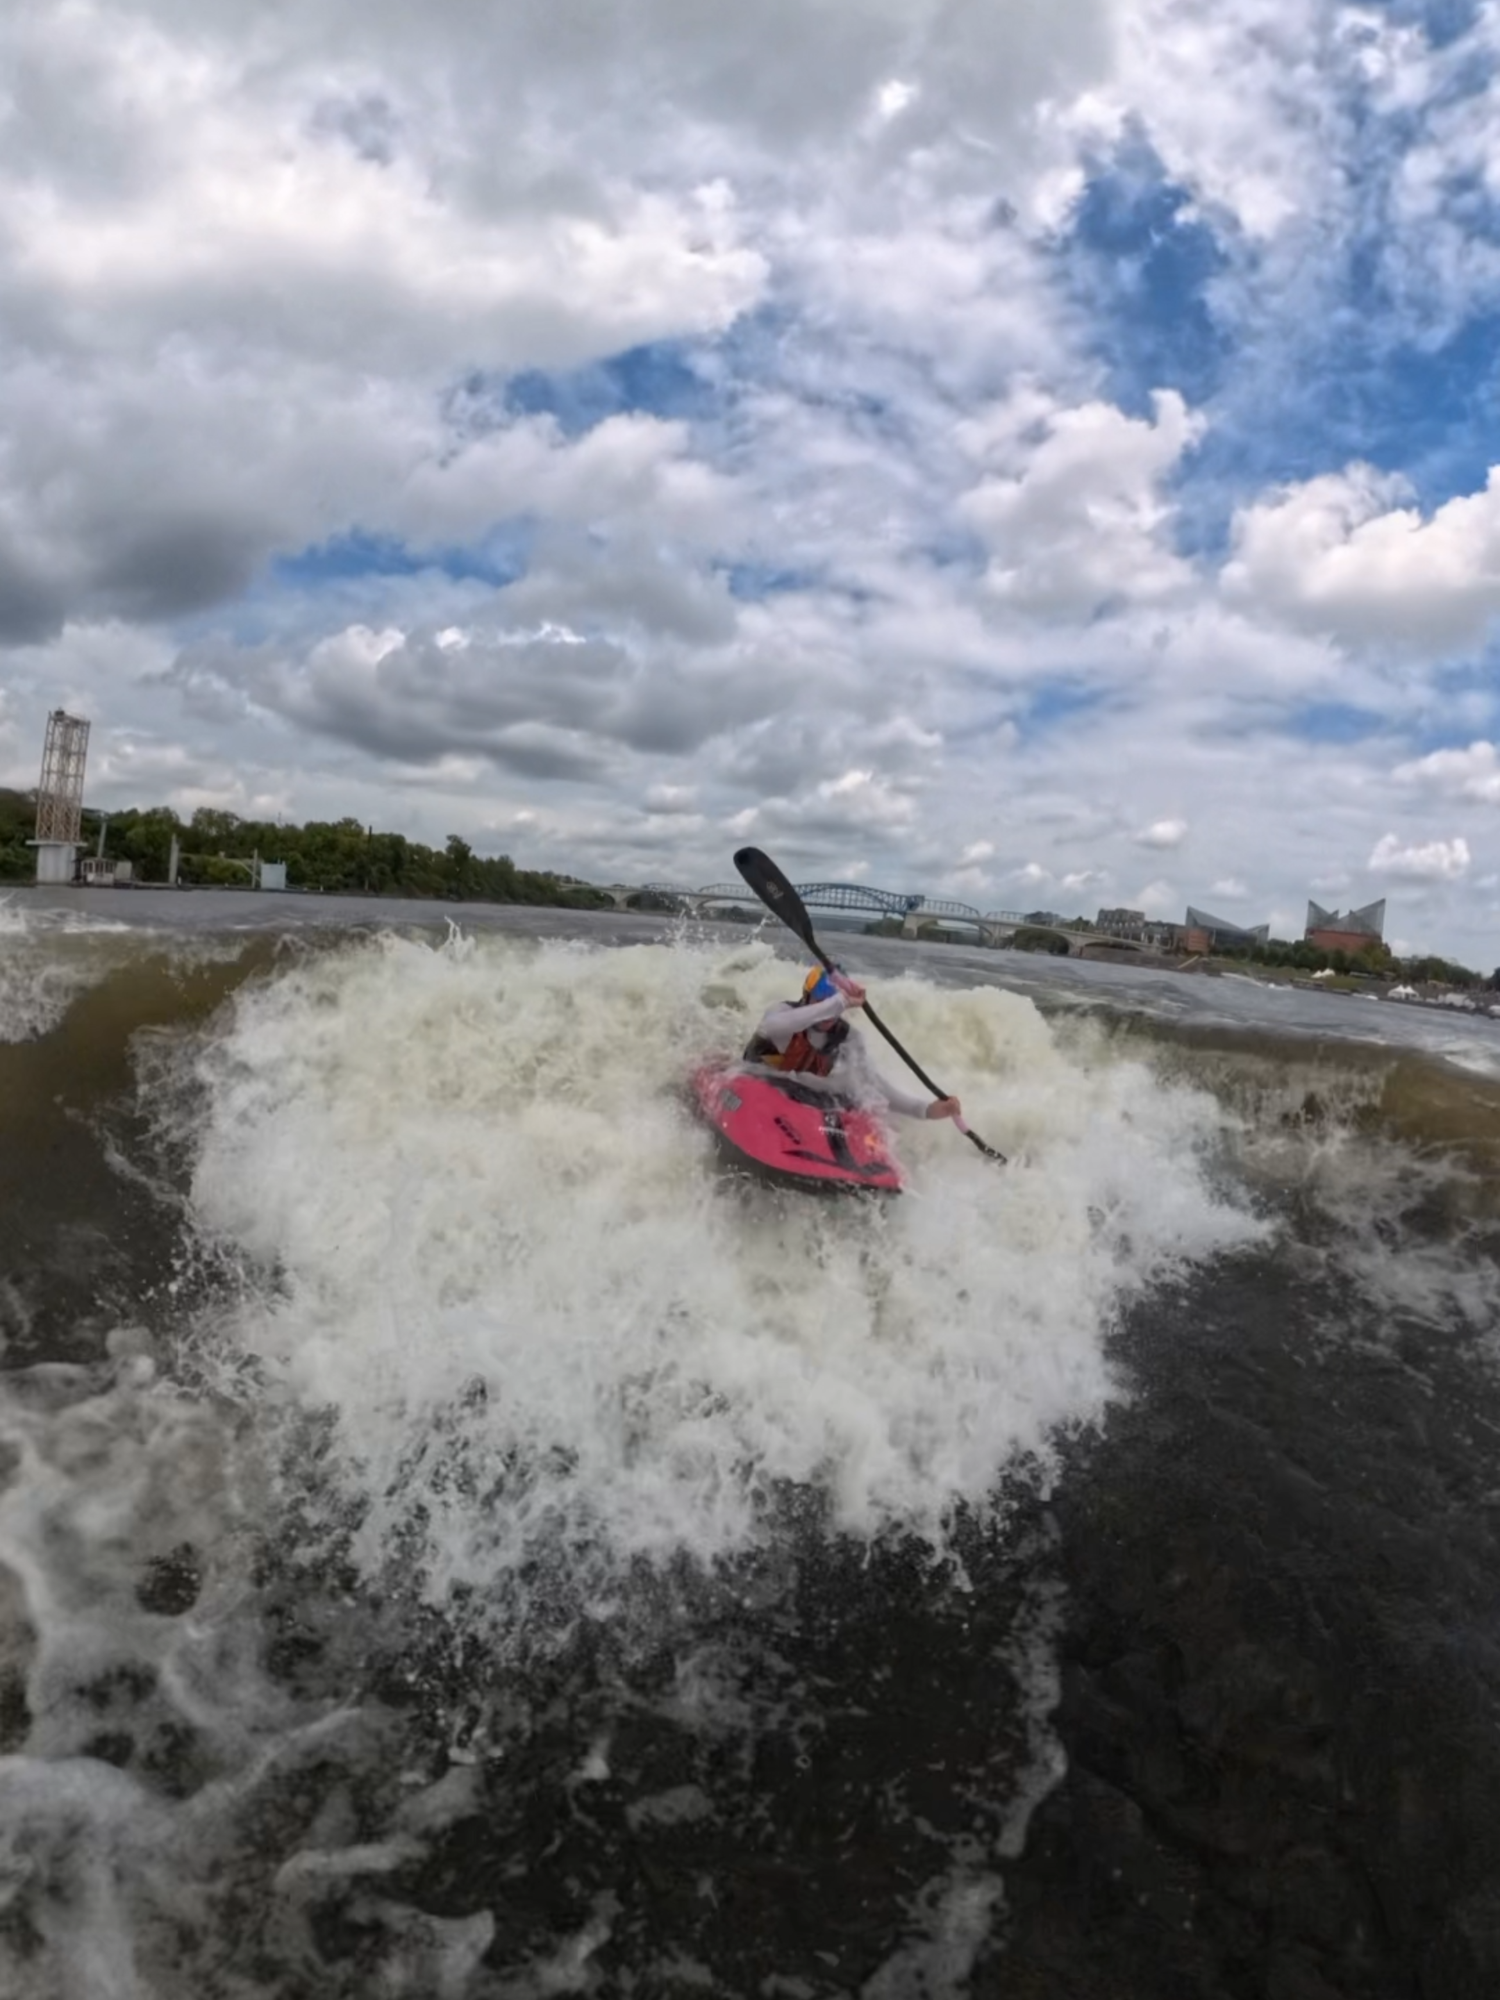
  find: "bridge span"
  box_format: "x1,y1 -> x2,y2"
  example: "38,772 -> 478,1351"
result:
593,879 -> 1139,954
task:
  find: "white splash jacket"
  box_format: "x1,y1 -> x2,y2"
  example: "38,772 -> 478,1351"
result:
740,990 -> 931,1119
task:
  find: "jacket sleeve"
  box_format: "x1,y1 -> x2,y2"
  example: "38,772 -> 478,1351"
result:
754,991 -> 846,1049
839,1030 -> 930,1119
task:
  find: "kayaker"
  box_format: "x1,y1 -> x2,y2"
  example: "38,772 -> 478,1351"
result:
742,967 -> 963,1122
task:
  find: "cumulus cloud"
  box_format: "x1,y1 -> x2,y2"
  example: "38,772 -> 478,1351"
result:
644,783 -> 700,814
1368,833 -> 1471,881
3,6 -> 766,371
1133,817 -> 1188,849
225,607 -> 818,779
1134,878 -> 1178,914
814,767 -> 917,831
712,763 -> 923,878
1394,741 -> 1500,804
1076,0 -> 1347,244
945,866 -> 991,895
875,79 -> 918,120
1222,463 -> 1500,657
958,389 -> 1205,617
0,0 -> 1118,651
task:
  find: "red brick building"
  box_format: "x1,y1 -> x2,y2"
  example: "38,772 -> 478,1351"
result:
1305,899 -> 1385,954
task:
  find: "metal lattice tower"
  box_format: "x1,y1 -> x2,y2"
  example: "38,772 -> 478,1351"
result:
35,710 -> 90,843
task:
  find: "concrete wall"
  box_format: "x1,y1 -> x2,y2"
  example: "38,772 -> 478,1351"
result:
33,843 -> 76,884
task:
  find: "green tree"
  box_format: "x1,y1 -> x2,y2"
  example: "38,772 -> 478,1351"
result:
114,807 -> 181,882
444,834 -> 475,896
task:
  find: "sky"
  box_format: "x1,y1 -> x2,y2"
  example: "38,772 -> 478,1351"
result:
4,1 -> 1500,962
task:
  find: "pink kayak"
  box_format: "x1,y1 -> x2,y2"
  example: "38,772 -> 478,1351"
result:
691,1064 -> 904,1194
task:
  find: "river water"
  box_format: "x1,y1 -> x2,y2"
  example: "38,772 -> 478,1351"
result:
2,887 -> 1498,1997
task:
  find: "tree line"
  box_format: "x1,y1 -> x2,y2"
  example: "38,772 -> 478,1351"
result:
2,787 -> 1491,979
1000,907 -> 1487,986
0,791 -> 611,908
1204,935 -> 1491,988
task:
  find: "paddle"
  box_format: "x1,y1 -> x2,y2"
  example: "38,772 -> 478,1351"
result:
733,845 -> 1007,1164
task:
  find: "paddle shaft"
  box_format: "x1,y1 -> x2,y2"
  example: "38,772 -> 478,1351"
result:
733,847 -> 1006,1165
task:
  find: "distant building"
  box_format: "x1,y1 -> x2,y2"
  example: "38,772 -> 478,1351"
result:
80,856 -> 133,886
1142,920 -> 1183,949
1023,909 -> 1065,927
1183,905 -> 1271,952
1306,899 -> 1385,954
1096,906 -> 1146,940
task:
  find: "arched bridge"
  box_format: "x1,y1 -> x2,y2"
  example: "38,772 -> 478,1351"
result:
650,880 -> 997,927
693,881 -> 923,917
690,881 -> 1005,924
595,878 -> 1073,946
593,879 -> 1161,957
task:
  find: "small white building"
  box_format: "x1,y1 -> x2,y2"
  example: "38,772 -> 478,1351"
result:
80,857 -> 133,886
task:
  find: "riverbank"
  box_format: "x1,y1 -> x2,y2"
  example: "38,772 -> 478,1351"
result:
1177,954 -> 1500,1014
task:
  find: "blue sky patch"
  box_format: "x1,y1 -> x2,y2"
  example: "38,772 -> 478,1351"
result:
1403,657 -> 1500,750
1283,701 -> 1390,746
272,528 -> 529,591
1055,53 -> 1500,566
722,560 -> 815,601
1376,0 -> 1481,51
505,340 -> 718,438
1055,134 -> 1232,417
1016,681 -> 1112,739
1176,296 -> 1500,564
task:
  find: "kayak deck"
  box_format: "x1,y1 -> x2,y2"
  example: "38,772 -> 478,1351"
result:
692,1065 -> 903,1194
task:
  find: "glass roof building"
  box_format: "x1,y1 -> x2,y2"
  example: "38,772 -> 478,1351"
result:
1306,900 -> 1386,948
1184,906 -> 1271,949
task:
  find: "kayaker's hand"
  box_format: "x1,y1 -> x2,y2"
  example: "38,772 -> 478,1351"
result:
926,1095 -> 962,1121
831,971 -> 866,1008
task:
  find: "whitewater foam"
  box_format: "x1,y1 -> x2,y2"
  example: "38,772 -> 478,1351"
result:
178,931 -> 1263,1631
0,896 -> 140,1042
9,918 -> 1441,1999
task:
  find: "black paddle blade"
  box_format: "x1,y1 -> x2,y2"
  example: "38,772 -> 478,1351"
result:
965,1129 -> 1008,1165
733,846 -> 823,961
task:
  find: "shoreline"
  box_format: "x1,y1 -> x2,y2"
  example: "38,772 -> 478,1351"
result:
11,881 -> 1493,1013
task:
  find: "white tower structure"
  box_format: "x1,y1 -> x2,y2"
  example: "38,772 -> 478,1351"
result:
32,709 -> 90,883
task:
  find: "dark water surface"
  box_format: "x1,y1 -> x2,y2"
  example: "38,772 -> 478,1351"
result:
3,888 -> 1499,1997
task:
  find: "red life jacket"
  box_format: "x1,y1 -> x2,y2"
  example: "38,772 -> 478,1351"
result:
743,1013 -> 849,1077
